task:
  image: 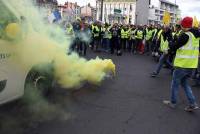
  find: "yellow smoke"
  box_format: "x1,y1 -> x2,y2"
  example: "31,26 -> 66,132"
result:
0,0 -> 115,88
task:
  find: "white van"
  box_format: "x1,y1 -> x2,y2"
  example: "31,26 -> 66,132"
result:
0,0 -> 53,105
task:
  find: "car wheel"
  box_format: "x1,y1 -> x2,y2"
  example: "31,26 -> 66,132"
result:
24,70 -> 53,97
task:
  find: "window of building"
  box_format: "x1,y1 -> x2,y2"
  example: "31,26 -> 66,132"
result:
155,9 -> 159,14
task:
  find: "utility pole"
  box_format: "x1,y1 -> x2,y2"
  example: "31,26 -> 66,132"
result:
175,0 -> 177,23
100,0 -> 104,21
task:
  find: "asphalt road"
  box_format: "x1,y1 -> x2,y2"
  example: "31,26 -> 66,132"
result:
0,51 -> 200,134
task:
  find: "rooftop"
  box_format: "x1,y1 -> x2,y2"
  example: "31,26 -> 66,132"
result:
160,0 -> 178,7
97,0 -> 136,2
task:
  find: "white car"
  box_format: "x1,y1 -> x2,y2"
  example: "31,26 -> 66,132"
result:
0,0 -> 53,105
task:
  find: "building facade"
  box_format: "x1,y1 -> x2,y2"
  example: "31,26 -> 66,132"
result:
58,2 -> 81,22
136,0 -> 150,25
80,4 -> 97,23
96,0 -> 137,24
148,0 -> 181,25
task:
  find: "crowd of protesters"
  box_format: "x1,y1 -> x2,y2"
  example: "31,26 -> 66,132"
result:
65,17 -> 200,112
66,18 -> 159,56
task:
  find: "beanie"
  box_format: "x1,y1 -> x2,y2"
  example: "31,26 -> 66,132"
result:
181,17 -> 193,28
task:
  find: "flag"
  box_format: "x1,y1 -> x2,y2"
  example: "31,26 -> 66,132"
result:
163,11 -> 171,25
53,9 -> 62,21
48,9 -> 62,23
193,16 -> 199,28
48,12 -> 56,23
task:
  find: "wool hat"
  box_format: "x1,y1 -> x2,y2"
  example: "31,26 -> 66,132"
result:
181,17 -> 193,28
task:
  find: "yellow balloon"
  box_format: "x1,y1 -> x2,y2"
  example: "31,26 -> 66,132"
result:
5,23 -> 21,39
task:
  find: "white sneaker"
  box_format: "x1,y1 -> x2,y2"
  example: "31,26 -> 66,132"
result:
163,100 -> 176,108
184,105 -> 199,112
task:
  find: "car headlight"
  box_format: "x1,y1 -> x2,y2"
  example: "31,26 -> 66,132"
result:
5,23 -> 21,40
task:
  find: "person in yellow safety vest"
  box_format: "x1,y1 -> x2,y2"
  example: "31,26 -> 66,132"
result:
92,24 -> 100,38
79,22 -> 90,56
134,25 -> 144,53
173,24 -> 182,42
121,25 -> 129,51
152,26 -> 158,41
151,26 -> 173,77
157,29 -> 163,41
168,24 -> 183,63
145,25 -> 154,54
163,17 -> 200,112
152,25 -> 163,57
66,23 -> 74,39
128,25 -> 136,52
91,22 -> 100,51
110,23 -> 121,55
171,25 -> 176,39
102,23 -> 112,52
125,25 -> 132,52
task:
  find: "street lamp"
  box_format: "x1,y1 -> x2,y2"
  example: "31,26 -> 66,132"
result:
100,0 -> 103,21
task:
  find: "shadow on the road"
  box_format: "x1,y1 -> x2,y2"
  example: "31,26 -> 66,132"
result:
0,83 -> 101,134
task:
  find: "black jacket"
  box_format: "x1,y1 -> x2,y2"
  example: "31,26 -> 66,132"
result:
169,28 -> 200,53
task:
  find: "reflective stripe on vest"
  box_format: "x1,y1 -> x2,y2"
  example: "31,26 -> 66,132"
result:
172,32 -> 176,37
157,30 -> 163,39
153,28 -> 158,38
160,35 -> 169,52
176,30 -> 182,37
174,32 -> 199,68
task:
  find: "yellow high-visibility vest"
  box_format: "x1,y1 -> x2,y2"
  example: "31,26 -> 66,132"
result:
136,30 -> 143,39
146,28 -> 153,41
174,32 -> 199,68
92,26 -> 100,37
121,29 -> 127,39
160,35 -> 169,53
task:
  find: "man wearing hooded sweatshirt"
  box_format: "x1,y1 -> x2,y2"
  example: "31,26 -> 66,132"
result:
163,17 -> 200,112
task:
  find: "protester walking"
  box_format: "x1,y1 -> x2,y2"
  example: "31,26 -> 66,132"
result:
163,17 -> 200,112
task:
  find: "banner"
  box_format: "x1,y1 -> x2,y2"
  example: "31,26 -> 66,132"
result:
193,16 -> 199,28
163,11 -> 171,25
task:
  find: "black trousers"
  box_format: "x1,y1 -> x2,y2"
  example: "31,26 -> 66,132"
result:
128,39 -> 135,52
121,39 -> 127,51
71,37 -> 80,52
145,40 -> 152,53
93,37 -> 101,51
78,42 -> 87,56
111,37 -> 120,54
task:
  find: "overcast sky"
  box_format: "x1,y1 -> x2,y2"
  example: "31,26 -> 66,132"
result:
57,0 -> 200,20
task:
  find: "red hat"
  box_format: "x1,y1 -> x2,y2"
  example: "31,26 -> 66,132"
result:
181,17 -> 193,28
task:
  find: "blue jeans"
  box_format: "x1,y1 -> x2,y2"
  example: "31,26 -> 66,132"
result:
171,68 -> 196,105
154,53 -> 172,74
